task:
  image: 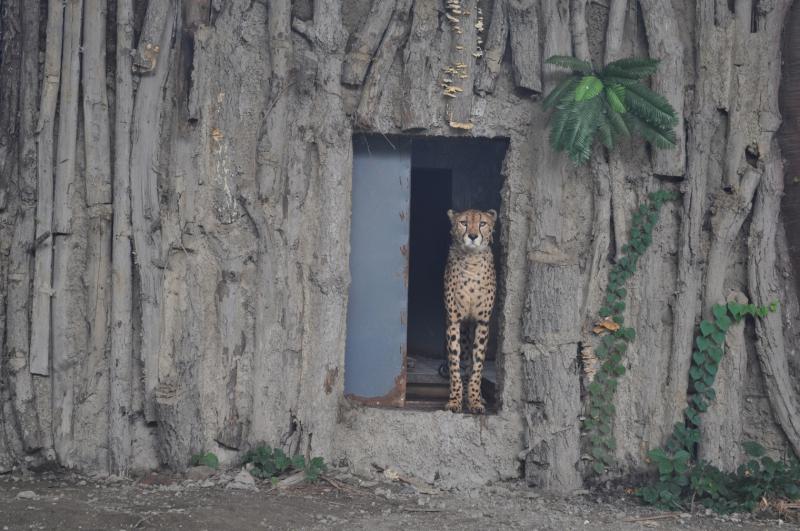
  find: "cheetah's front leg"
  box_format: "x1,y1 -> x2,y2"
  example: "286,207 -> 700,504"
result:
445,319 -> 463,413
467,319 -> 490,414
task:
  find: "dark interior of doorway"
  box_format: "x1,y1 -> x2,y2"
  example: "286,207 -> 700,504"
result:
405,137 -> 507,411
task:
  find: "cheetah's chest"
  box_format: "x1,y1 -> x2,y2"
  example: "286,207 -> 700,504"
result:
444,250 -> 496,319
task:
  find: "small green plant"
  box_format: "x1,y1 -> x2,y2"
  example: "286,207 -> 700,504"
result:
638,300 -> 792,513
303,456 -> 327,482
584,189 -> 678,474
641,440 -> 800,513
542,55 -> 678,164
243,445 -> 327,483
190,451 -> 219,469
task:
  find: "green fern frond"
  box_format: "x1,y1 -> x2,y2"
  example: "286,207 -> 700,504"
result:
623,82 -> 678,128
552,100 -> 583,151
597,114 -> 615,150
541,54 -> 678,163
567,120 -> 596,162
602,58 -> 660,79
605,84 -> 626,113
599,75 -> 640,87
545,55 -> 593,74
624,113 -> 677,149
575,75 -> 604,102
607,106 -> 631,138
562,97 -> 603,164
548,99 -> 575,149
543,76 -> 578,110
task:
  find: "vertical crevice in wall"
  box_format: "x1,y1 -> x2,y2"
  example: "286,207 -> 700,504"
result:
778,0 -> 800,297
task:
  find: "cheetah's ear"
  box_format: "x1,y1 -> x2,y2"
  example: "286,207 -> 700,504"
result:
487,209 -> 498,222
447,209 -> 455,222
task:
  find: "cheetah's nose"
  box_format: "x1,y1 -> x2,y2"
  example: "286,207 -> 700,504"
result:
468,234 -> 478,241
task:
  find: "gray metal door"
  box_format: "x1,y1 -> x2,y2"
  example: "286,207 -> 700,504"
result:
345,135 -> 411,407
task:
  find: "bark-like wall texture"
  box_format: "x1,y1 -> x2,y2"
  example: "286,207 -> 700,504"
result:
1,0 -> 799,491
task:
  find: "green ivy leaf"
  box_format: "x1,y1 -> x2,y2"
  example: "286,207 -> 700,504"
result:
705,363 -> 718,377
593,461 -> 605,474
712,304 -> 728,320
699,320 -> 716,337
692,351 -> 705,365
742,441 -> 766,458
707,346 -> 722,363
648,447 -> 667,462
674,449 -> 691,464
727,302 -> 743,320
692,395 -> 708,412
592,446 -> 607,461
599,306 -> 611,317
711,331 -> 726,345
704,387 -> 716,401
716,315 -> 732,332
696,336 -> 710,351
689,366 -> 703,381
620,327 -> 636,340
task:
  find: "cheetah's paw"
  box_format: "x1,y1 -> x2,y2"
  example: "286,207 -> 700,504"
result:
467,401 -> 485,414
445,399 -> 463,413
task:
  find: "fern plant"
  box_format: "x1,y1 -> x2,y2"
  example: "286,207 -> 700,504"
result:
542,56 -> 679,164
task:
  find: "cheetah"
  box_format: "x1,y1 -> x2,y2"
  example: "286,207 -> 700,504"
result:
443,208 -> 497,414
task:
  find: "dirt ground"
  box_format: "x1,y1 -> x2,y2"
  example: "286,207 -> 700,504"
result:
1,468 -> 798,530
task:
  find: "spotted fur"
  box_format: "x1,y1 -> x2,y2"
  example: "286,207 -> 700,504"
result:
443,208 -> 497,414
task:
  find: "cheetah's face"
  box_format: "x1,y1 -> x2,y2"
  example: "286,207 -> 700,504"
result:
447,209 -> 497,251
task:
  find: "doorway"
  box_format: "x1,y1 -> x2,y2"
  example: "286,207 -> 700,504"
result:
345,134 -> 508,411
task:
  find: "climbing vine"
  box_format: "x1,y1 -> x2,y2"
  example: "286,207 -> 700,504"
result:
584,189 -> 678,474
579,188 -> 795,514
637,301 -> 797,514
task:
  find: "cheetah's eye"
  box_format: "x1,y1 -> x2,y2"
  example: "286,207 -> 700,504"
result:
479,221 -> 486,227
459,221 -> 467,227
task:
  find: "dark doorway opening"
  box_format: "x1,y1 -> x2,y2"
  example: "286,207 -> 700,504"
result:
407,168 -> 452,361
345,134 -> 508,412
404,137 -> 507,410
